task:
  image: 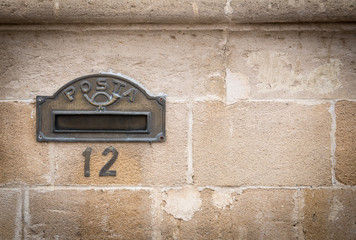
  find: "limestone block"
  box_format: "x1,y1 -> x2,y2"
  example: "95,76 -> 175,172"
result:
26,188 -> 153,239
0,189 -> 22,240
303,188 -> 356,240
335,101 -> 356,185
0,102 -> 50,185
193,101 -> 332,186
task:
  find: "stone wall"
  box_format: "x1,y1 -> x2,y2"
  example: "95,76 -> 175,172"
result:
0,1 -> 355,239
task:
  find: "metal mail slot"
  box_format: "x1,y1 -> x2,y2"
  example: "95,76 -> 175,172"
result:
36,73 -> 166,142
53,111 -> 150,133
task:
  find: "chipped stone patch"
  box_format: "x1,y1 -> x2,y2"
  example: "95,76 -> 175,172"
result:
162,186 -> 202,221
225,68 -> 250,104
228,31 -> 355,99
328,196 -> 344,221
160,188 -> 298,239
306,59 -> 342,94
211,189 -> 234,209
246,51 -> 342,95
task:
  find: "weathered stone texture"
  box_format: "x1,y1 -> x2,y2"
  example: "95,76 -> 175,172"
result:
0,0 -> 355,24
303,188 -> 356,240
335,101 -> 356,185
227,31 -> 356,100
0,189 -> 22,240
53,102 -> 188,186
0,1 -> 354,237
231,0 -> 356,23
0,30 -> 225,100
56,0 -> 227,24
0,102 -> 49,185
160,188 -> 299,239
193,101 -> 331,186
0,0 -> 55,23
26,189 -> 152,239
0,0 -> 228,24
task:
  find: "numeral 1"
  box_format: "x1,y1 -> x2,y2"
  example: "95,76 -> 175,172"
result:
82,147 -> 118,177
83,147 -> 92,177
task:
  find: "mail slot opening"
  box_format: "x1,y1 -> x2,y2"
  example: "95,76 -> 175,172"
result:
53,111 -> 149,133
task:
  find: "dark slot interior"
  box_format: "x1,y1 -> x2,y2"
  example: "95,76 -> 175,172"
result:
55,113 -> 148,132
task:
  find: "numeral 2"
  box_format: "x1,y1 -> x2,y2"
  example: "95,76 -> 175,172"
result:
83,147 -> 118,177
99,147 -> 118,176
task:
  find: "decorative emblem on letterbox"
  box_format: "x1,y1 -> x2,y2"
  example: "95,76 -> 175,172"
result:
36,73 -> 166,142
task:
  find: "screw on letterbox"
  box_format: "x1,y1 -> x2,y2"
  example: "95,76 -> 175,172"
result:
159,97 -> 164,102
160,136 -> 165,141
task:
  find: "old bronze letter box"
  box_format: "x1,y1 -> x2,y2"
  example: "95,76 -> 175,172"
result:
36,74 -> 166,142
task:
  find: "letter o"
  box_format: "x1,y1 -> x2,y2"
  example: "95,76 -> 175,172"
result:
80,80 -> 91,93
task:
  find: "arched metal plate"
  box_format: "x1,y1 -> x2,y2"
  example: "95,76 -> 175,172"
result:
36,74 -> 166,142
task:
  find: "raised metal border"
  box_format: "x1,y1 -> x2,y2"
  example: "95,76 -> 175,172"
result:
36,73 -> 166,142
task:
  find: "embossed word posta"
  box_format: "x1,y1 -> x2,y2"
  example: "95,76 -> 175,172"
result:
36,74 -> 166,142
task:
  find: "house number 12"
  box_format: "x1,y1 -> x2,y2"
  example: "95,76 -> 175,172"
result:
83,146 -> 118,177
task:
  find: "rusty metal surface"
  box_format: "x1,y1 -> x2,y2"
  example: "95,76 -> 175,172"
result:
36,74 -> 166,142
